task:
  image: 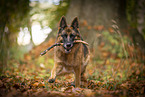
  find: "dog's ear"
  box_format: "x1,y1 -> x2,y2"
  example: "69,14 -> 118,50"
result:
71,17 -> 79,29
59,16 -> 67,29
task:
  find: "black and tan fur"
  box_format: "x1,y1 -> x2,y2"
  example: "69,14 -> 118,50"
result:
48,16 -> 90,87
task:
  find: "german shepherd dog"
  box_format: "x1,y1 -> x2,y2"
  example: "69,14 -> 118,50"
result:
48,16 -> 90,87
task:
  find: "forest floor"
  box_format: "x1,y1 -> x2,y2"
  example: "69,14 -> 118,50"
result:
0,31 -> 145,97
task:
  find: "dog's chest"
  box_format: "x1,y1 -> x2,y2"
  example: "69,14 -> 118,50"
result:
61,53 -> 77,66
55,44 -> 83,66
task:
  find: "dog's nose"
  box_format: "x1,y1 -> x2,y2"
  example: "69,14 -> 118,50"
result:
66,43 -> 71,47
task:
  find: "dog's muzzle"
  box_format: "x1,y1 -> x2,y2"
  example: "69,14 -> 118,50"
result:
64,43 -> 73,53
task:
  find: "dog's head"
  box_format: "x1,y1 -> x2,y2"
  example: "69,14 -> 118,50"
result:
57,16 -> 81,53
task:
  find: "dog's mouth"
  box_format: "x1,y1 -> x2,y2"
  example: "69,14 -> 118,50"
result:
63,43 -> 73,53
65,49 -> 71,53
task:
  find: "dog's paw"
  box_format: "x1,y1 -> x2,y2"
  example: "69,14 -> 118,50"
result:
48,79 -> 55,83
70,82 -> 75,87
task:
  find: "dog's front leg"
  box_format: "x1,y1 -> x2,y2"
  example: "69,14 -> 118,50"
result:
74,65 -> 81,87
48,63 -> 62,83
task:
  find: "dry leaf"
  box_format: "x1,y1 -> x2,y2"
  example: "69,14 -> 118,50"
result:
0,80 -> 3,87
32,82 -> 39,87
83,89 -> 95,97
136,69 -> 140,75
83,20 -> 88,26
87,26 -> 92,29
108,27 -> 114,33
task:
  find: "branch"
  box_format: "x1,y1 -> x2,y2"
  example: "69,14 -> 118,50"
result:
40,40 -> 89,56
40,43 -> 63,56
74,40 -> 89,45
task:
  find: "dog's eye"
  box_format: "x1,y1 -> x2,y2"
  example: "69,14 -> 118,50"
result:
70,34 -> 75,38
62,34 -> 67,38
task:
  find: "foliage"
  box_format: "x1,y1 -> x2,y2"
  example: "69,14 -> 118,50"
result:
30,0 -> 70,29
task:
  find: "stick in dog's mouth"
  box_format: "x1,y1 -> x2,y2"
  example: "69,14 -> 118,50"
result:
40,40 -> 88,56
74,40 -> 89,45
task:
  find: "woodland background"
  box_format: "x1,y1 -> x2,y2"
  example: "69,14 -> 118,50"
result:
0,0 -> 145,97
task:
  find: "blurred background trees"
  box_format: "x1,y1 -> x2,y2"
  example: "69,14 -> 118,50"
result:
65,0 -> 145,52
0,0 -> 145,75
0,0 -> 30,74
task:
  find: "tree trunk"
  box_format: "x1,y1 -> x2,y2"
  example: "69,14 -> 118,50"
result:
0,23 -> 9,74
65,0 -> 121,50
127,0 -> 145,53
65,0 -> 145,52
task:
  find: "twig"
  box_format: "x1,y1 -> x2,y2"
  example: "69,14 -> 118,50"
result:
40,43 -> 63,56
40,40 -> 89,56
74,40 -> 89,45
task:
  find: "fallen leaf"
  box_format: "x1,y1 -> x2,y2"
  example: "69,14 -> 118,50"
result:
136,69 -> 140,75
82,20 -> 88,26
32,82 -> 39,87
87,26 -> 92,29
83,89 -> 95,97
108,27 -> 114,33
0,80 -> 3,87
63,86 -> 74,93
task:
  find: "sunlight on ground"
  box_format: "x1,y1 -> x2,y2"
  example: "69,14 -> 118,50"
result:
17,24 -> 51,45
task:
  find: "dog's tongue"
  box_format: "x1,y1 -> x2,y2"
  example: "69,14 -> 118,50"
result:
65,49 -> 71,53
